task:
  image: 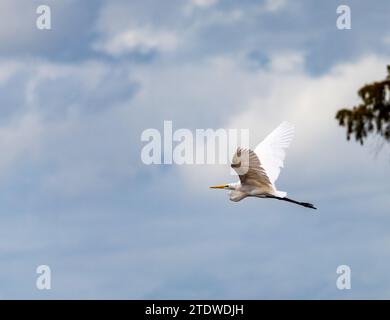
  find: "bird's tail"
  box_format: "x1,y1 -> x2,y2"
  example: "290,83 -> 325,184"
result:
275,190 -> 287,198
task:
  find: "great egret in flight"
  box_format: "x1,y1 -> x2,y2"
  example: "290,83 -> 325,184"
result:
210,122 -> 317,209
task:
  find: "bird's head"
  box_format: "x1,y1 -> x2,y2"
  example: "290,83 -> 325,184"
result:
209,183 -> 236,190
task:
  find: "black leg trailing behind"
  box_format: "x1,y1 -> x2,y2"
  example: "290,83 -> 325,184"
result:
266,195 -> 317,210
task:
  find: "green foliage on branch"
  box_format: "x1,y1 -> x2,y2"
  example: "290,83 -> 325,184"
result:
336,65 -> 390,145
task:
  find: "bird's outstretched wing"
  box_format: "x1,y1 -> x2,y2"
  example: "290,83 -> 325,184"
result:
231,148 -> 273,188
254,122 -> 294,185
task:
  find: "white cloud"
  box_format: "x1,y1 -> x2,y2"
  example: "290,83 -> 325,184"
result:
0,113 -> 44,176
383,35 -> 390,45
191,0 -> 218,8
226,56 -> 383,151
1,52 -> 387,203
0,58 -> 140,196
263,0 -> 288,12
94,27 -> 179,57
0,60 -> 22,85
175,54 -> 390,193
269,51 -> 305,72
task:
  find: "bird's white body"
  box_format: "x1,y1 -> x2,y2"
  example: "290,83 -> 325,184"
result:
210,122 -> 316,209
228,184 -> 271,202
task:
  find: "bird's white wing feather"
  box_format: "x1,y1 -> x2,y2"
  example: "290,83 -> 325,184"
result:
254,122 -> 294,185
231,148 -> 272,188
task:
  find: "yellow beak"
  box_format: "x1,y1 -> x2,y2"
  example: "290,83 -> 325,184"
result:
209,185 -> 227,189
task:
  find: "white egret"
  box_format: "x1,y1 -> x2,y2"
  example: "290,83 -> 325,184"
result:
210,122 -> 317,209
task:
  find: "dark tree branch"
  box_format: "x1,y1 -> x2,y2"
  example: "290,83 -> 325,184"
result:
335,65 -> 390,145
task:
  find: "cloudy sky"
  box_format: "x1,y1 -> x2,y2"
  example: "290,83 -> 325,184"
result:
0,0 -> 389,299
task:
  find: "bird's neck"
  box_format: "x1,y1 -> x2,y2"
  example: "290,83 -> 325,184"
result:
228,183 -> 240,190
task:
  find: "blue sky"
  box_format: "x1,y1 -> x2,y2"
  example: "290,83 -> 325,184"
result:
0,0 -> 389,299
